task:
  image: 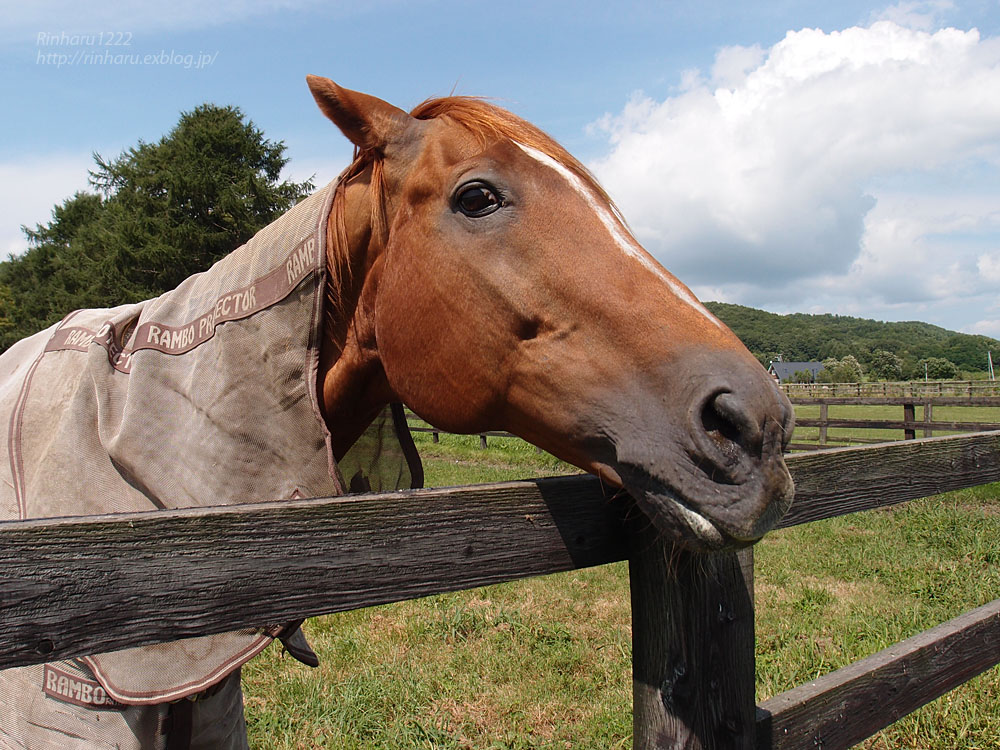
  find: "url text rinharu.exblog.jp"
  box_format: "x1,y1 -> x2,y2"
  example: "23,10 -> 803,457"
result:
36,49 -> 220,70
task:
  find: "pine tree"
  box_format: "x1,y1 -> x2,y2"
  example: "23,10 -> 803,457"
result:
0,104 -> 313,352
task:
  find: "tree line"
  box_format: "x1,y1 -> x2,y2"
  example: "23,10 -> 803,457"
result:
706,303 -> 999,380
783,353 -> 964,384
0,104 -> 312,352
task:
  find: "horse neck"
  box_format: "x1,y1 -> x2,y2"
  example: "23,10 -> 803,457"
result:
317,171 -> 395,460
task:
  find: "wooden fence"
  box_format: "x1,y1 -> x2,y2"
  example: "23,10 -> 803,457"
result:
781,379 -> 1000,399
406,411 -> 530,450
1,432 -> 999,748
406,416 -> 509,450
786,395 -> 1000,451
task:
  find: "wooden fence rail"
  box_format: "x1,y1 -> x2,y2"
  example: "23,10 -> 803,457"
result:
785,395 -> 1000,451
406,420 -> 510,449
406,414 -> 516,450
757,598 -> 1000,749
1,431 -> 999,747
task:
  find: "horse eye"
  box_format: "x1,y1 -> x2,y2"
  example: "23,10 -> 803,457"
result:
456,184 -> 502,217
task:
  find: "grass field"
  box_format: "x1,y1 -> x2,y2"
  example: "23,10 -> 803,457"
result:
242,425 -> 1000,749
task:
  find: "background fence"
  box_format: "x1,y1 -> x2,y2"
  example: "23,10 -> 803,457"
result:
785,395 -> 1000,451
406,415 -> 511,450
780,379 -> 1000,399
1,431 -> 998,747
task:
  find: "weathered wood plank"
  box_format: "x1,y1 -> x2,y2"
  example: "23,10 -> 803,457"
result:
789,435 -> 889,450
0,476 -> 630,670
0,432 -> 997,670
786,443 -> 838,452
903,402 -> 916,440
631,542 -> 756,749
778,431 -> 1000,528
756,598 -> 1000,749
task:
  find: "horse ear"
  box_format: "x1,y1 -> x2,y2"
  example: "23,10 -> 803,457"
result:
306,75 -> 417,153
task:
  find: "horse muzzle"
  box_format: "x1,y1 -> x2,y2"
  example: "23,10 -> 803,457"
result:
613,353 -> 796,551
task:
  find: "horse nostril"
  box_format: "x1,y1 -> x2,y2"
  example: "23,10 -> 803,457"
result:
702,395 -> 739,444
517,317 -> 541,342
700,392 -> 761,461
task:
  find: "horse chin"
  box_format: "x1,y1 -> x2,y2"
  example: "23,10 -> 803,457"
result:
617,463 -> 793,552
561,445 -> 787,551
624,481 -> 731,552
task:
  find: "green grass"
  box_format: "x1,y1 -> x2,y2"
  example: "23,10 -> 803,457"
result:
408,429 -> 578,486
754,489 -> 1000,748
241,431 -> 1000,749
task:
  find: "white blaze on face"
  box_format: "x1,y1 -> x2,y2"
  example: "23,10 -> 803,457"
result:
514,142 -> 722,329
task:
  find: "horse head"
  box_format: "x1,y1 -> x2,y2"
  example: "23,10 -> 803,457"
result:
307,75 -> 795,551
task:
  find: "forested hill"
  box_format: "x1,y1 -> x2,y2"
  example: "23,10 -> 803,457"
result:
705,302 -> 1000,375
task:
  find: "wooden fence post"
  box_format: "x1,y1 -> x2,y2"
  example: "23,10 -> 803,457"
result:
923,401 -> 933,438
479,434 -> 488,450
819,404 -> 828,446
630,524 -> 756,749
903,402 -> 916,440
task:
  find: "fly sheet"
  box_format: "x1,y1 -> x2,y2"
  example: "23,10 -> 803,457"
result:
0,177 -> 421,710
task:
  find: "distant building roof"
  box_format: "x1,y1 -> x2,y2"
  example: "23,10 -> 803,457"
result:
768,361 -> 825,383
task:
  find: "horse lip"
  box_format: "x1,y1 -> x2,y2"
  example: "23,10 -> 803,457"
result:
621,470 -> 729,550
620,459 -> 789,550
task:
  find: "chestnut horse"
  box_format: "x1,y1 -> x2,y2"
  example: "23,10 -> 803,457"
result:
311,75 -> 794,550
0,77 -> 793,748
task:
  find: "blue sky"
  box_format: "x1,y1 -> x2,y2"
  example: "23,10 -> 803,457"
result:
3,0 -> 1000,341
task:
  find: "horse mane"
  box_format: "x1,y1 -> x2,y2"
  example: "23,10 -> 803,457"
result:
324,96 -> 617,333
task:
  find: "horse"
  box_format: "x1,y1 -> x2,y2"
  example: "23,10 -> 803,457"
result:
0,76 -> 794,748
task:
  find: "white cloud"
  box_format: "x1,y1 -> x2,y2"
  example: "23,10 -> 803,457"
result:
970,319 -> 1000,336
849,193 -> 1000,301
979,252 -> 1000,282
590,20 -> 1000,332
710,44 -> 766,90
0,155 -> 95,258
